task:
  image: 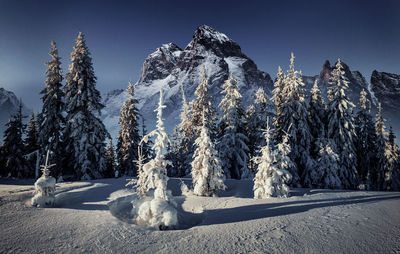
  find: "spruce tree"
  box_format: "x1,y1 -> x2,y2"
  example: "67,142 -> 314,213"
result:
386,127 -> 400,190
218,74 -> 250,179
354,89 -> 377,183
39,40 -> 65,177
104,139 -> 117,178
1,101 -> 29,178
245,88 -> 274,173
133,90 -> 172,198
308,79 -> 326,156
274,53 -> 312,187
176,84 -> 194,176
25,113 -> 40,177
117,81 -> 141,176
253,123 -> 293,198
326,59 -> 359,189
191,112 -> 226,196
315,140 -> 341,189
63,32 -> 109,180
272,66 -> 285,136
190,66 -> 218,140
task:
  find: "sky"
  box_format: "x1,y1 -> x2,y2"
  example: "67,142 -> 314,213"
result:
0,0 -> 399,111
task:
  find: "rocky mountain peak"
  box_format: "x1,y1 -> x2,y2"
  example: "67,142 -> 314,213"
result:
185,25 -> 245,58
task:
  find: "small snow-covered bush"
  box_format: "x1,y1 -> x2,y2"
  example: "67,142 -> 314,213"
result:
31,176 -> 56,207
32,150 -> 56,207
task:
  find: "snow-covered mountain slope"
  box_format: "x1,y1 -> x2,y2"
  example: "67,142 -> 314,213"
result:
0,177 -> 399,253
101,25 -> 274,139
0,87 -> 31,136
101,26 -> 400,141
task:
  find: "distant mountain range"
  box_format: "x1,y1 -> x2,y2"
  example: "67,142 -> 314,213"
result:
101,25 -> 400,140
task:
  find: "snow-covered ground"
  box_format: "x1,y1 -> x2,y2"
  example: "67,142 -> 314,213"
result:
0,177 -> 399,253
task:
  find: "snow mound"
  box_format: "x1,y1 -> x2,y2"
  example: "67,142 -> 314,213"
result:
136,197 -> 178,230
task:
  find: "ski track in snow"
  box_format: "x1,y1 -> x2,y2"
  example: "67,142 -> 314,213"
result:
0,177 -> 399,254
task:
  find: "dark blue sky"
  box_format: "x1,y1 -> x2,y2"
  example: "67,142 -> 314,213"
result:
0,0 -> 399,111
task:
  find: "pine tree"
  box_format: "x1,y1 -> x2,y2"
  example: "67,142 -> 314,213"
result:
326,59 -> 358,189
25,113 -> 40,177
386,127 -> 400,190
140,117 -> 153,163
31,150 -> 56,207
272,66 -> 285,131
104,139 -> 117,178
308,80 -> 326,156
1,101 -> 29,178
273,53 -> 312,186
134,92 -> 178,229
176,84 -> 194,176
190,66 -> 218,140
303,80 -> 326,186
354,89 -> 377,183
245,88 -> 274,173
39,40 -> 65,177
133,90 -> 172,198
117,81 -> 141,176
218,74 -> 250,179
373,103 -> 396,190
63,32 -> 109,180
191,112 -> 226,196
315,140 -> 341,189
253,123 -> 293,198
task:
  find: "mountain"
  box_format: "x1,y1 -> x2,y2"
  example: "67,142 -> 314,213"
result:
101,25 -> 274,139
101,25 -> 399,141
0,87 -> 31,137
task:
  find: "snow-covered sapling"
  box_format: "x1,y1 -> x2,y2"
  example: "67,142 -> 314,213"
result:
128,90 -> 178,229
31,150 -> 56,207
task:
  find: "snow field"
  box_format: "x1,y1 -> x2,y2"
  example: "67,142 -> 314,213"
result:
0,177 -> 399,253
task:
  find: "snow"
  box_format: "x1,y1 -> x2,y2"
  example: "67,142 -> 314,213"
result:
1,177 -> 399,253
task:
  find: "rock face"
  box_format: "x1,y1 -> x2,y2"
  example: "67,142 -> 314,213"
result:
370,70 -> 400,113
0,87 -> 31,135
102,25 -> 274,139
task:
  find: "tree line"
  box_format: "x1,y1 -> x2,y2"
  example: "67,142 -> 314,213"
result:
0,34 -> 399,192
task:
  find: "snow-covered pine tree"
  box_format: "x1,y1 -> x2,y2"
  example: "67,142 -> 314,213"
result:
176,84 -> 194,176
104,139 -> 117,178
274,53 -> 312,187
140,117 -> 153,164
31,150 -> 56,207
25,113 -> 40,177
218,73 -> 250,179
134,90 -> 177,229
354,89 -> 377,184
272,66 -> 285,132
63,32 -> 109,180
191,111 -> 226,196
386,127 -> 400,191
245,88 -> 275,173
117,81 -> 141,176
1,101 -> 29,178
301,79 -> 327,187
315,140 -> 341,189
326,59 -> 359,189
190,66 -> 218,140
253,122 -> 293,198
308,79 -> 326,155
133,89 -> 172,197
373,103 -> 396,190
39,40 -> 65,177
